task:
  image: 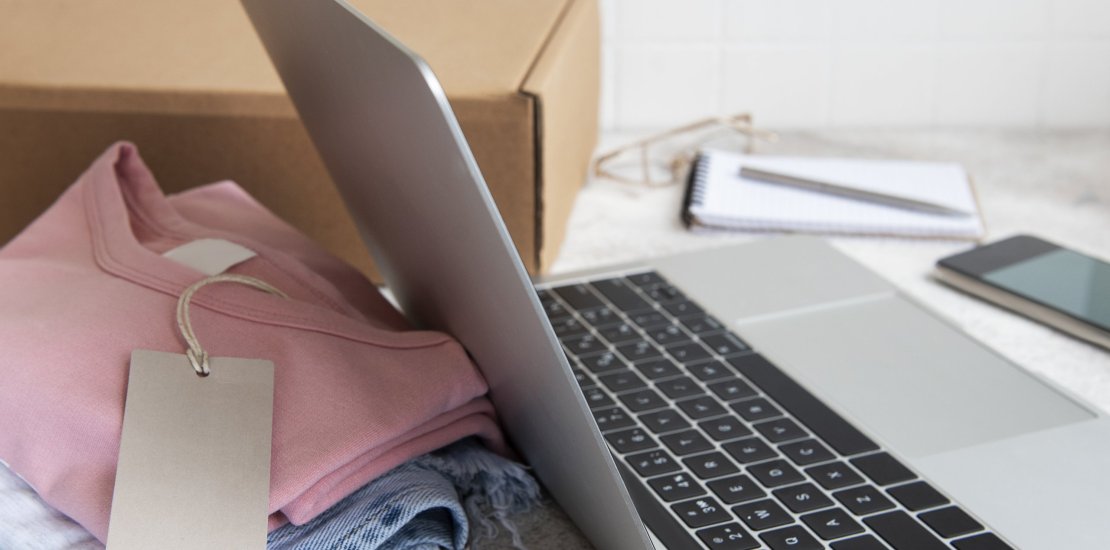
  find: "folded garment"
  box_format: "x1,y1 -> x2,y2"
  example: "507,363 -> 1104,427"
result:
0,143 -> 508,541
268,439 -> 539,550
1,439 -> 537,550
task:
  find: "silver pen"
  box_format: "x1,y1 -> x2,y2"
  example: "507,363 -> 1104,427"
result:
739,165 -> 973,217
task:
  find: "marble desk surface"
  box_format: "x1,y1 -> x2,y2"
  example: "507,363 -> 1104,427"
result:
486,129 -> 1110,549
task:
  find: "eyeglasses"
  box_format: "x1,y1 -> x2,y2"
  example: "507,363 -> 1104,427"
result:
593,113 -> 777,187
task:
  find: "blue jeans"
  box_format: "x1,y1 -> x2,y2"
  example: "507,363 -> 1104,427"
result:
267,439 -> 539,550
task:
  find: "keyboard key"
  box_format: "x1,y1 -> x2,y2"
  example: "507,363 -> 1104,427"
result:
562,333 -> 605,357
830,535 -> 887,550
707,474 -> 766,505
887,481 -> 949,511
780,439 -> 835,466
550,316 -> 588,338
592,407 -> 634,431
629,310 -> 670,329
598,370 -> 646,393
806,462 -> 865,490
760,525 -> 822,550
626,448 -> 681,477
851,453 -> 916,486
682,314 -> 726,335
696,523 -> 760,550
655,376 -> 705,399
699,416 -> 752,441
591,278 -> 652,312
667,341 -> 712,363
660,429 -> 714,456
732,499 -> 792,531
619,388 -> 667,412
802,508 -> 863,540
952,533 -> 1013,550
640,409 -> 691,433
646,324 -> 689,346
578,351 -> 625,374
683,451 -> 739,479
604,427 -> 656,454
723,437 -> 778,464
643,283 -> 684,304
834,486 -> 895,516
688,360 -> 734,382
919,506 -> 983,538
633,358 -> 681,380
627,271 -> 666,288
708,379 -> 757,401
613,461 -> 707,550
864,511 -> 948,550
616,340 -> 663,363
677,396 -> 727,419
700,332 -> 749,356
648,472 -> 706,502
672,497 -> 731,528
572,368 -> 594,388
663,299 -> 704,318
754,418 -> 807,443
732,397 -> 782,422
552,283 -> 604,310
728,354 -> 879,456
773,482 -> 834,513
542,298 -> 569,320
581,386 -> 614,410
597,322 -> 640,345
579,305 -> 620,327
748,459 -> 805,488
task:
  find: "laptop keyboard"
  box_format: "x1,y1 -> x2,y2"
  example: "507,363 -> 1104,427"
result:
539,272 -> 1012,550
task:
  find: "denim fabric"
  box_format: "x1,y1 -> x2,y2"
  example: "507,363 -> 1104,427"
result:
268,440 -> 539,550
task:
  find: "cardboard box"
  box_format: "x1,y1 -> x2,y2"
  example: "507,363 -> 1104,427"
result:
0,0 -> 599,275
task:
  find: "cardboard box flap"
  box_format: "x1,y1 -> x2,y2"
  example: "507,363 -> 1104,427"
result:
0,0 -> 569,113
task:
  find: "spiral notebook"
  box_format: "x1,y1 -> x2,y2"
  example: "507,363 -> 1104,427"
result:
681,149 -> 985,240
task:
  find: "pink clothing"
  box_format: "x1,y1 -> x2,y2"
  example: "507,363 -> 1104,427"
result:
0,143 -> 507,541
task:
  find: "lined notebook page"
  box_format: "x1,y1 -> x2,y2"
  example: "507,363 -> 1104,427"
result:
686,150 -> 985,239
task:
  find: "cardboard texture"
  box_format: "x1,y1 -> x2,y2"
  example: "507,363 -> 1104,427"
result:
0,0 -> 599,275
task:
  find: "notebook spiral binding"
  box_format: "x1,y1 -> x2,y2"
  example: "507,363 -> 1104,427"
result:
680,152 -> 711,227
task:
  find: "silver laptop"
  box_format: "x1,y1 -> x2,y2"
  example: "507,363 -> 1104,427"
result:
242,2 -> 1110,548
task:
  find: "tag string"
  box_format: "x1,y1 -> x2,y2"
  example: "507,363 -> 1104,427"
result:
175,274 -> 288,377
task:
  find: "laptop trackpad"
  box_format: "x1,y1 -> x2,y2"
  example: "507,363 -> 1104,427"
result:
736,295 -> 1094,458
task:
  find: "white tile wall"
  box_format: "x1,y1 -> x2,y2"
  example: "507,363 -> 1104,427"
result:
601,0 -> 1110,129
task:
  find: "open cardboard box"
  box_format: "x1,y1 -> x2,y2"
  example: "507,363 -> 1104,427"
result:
0,0 -> 599,276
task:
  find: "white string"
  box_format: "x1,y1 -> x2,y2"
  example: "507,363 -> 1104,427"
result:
175,274 -> 288,376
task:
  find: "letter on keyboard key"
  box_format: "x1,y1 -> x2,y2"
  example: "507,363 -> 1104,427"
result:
672,497 -> 732,528
592,407 -> 634,431
834,486 -> 895,516
696,523 -> 760,550
699,416 -> 752,441
707,474 -> 765,505
722,437 -> 778,464
626,449 -> 681,477
604,427 -> 656,454
619,388 -> 667,412
648,472 -> 706,502
801,508 -> 864,540
732,499 -> 792,531
660,429 -> 713,456
759,525 -> 822,550
806,461 -> 865,490
747,459 -> 805,488
640,409 -> 691,433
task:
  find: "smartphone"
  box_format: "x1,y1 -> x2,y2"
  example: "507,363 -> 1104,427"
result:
935,234 -> 1110,350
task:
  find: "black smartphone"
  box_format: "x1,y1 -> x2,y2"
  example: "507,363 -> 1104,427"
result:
935,234 -> 1110,350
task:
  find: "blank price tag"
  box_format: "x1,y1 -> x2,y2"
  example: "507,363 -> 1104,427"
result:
106,350 -> 274,550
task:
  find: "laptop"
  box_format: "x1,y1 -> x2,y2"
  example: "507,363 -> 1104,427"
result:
241,2 -> 1110,548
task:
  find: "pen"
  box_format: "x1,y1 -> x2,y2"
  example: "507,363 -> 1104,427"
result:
739,165 -> 972,217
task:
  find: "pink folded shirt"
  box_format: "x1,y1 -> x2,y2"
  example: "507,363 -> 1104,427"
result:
0,143 -> 507,541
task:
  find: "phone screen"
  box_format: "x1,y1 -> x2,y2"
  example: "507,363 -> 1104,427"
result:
984,248 -> 1110,332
